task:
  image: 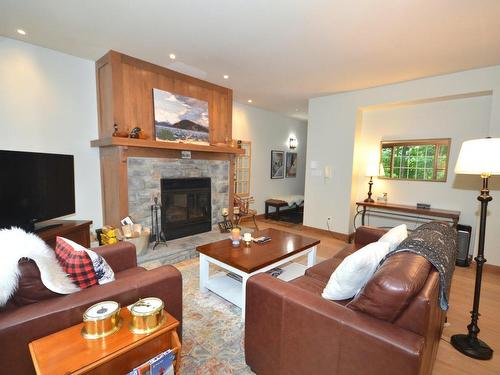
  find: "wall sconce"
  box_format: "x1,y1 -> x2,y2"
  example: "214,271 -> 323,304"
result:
289,137 -> 297,149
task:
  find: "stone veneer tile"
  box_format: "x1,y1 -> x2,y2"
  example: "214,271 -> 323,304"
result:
137,226 -> 254,267
128,157 -> 230,231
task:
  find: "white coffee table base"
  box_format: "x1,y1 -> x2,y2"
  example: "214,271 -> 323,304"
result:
199,246 -> 317,320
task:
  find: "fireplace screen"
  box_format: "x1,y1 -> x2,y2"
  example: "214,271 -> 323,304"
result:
161,178 -> 211,240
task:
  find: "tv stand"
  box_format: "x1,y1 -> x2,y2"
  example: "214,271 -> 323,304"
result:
36,220 -> 92,248
34,222 -> 63,233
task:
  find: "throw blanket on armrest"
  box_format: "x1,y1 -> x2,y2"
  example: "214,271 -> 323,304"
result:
0,227 -> 79,306
378,221 -> 457,310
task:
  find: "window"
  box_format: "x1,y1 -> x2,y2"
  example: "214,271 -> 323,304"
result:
380,139 -> 451,182
234,141 -> 251,196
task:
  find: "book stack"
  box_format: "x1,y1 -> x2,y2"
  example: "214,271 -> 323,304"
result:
127,349 -> 175,375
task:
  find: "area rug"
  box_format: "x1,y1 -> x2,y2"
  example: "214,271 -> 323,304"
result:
162,259 -> 254,374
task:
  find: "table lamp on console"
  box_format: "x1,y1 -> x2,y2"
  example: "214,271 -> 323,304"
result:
364,161 -> 380,203
452,137 -> 500,360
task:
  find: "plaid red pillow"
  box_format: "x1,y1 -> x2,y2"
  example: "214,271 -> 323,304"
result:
54,236 -> 98,289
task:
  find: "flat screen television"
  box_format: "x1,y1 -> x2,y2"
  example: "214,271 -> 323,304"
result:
0,150 -> 75,232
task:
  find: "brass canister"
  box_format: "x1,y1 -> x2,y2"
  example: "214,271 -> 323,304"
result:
81,301 -> 121,339
129,297 -> 165,334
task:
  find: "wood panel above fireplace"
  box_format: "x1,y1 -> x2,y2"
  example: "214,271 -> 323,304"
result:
92,50 -> 239,227
94,50 -> 233,143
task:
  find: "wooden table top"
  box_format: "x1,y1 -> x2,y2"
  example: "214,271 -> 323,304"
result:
356,201 -> 460,219
29,308 -> 179,375
196,228 -> 320,273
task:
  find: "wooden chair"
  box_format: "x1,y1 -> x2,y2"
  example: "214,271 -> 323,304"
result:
234,195 -> 259,230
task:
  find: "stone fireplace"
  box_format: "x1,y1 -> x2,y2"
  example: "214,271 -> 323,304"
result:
127,157 -> 229,239
161,177 -> 212,240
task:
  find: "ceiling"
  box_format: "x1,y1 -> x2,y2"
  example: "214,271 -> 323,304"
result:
2,0 -> 500,121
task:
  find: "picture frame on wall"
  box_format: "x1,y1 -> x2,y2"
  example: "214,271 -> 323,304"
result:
271,150 -> 285,179
153,88 -> 210,145
285,152 -> 298,178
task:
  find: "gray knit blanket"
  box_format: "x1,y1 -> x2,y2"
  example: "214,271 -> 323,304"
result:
379,221 -> 457,310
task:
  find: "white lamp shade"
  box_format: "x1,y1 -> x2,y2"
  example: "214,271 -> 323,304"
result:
365,162 -> 380,177
455,138 -> 500,175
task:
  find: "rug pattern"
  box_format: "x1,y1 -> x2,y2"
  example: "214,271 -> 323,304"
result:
158,259 -> 255,374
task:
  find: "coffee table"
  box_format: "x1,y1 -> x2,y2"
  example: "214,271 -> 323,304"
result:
196,228 -> 320,319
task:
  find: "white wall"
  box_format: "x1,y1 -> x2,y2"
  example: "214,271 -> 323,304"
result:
233,102 -> 307,214
306,65 -> 500,265
0,37 -> 308,232
355,95 -> 491,241
0,37 -> 102,228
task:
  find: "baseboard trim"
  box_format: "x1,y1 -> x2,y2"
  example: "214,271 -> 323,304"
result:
301,225 -> 350,242
248,214 -> 351,242
475,262 -> 500,275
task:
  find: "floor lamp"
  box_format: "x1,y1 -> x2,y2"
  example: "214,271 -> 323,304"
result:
451,137 -> 500,360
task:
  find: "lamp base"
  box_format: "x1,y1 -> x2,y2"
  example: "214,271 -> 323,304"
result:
451,334 -> 493,360
363,198 -> 374,203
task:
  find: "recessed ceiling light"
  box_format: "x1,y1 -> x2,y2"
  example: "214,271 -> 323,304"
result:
223,75 -> 229,79
17,29 -> 26,35
247,99 -> 253,103
295,108 -> 299,112
169,53 -> 176,60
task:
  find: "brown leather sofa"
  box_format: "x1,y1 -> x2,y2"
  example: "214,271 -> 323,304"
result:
0,242 -> 182,375
245,226 -> 449,375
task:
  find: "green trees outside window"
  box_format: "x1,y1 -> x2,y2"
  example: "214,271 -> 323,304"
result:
380,139 -> 450,182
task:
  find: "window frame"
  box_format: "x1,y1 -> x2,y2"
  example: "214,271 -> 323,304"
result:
379,138 -> 451,182
234,140 -> 251,196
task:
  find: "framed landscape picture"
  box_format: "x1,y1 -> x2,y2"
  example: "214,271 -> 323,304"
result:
285,152 -> 297,178
153,88 -> 210,144
271,150 -> 284,179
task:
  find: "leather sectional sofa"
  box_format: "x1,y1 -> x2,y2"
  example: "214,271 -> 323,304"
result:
0,242 -> 182,374
245,226 -> 452,375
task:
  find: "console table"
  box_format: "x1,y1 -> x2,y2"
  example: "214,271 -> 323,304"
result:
355,201 -> 460,229
37,220 -> 92,248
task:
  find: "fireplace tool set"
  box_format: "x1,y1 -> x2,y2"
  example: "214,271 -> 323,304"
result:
150,196 -> 167,249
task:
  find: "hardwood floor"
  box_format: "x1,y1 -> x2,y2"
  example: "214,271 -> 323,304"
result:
434,264 -> 500,374
254,218 -> 500,374
254,218 -> 348,259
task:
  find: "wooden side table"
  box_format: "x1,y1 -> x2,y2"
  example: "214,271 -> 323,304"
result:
29,308 -> 181,375
265,199 -> 289,220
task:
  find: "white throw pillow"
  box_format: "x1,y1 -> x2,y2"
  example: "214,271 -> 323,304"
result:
378,224 -> 408,252
322,241 -> 391,300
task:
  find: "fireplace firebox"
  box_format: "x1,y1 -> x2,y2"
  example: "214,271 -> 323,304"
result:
161,178 -> 212,240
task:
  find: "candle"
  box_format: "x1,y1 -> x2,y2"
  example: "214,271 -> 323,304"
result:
243,232 -> 252,247
231,228 -> 241,241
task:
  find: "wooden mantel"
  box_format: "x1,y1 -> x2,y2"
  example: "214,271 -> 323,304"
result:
91,137 -> 244,155
94,50 -> 239,227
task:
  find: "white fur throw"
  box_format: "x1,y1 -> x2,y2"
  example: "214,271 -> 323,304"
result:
0,227 -> 79,306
